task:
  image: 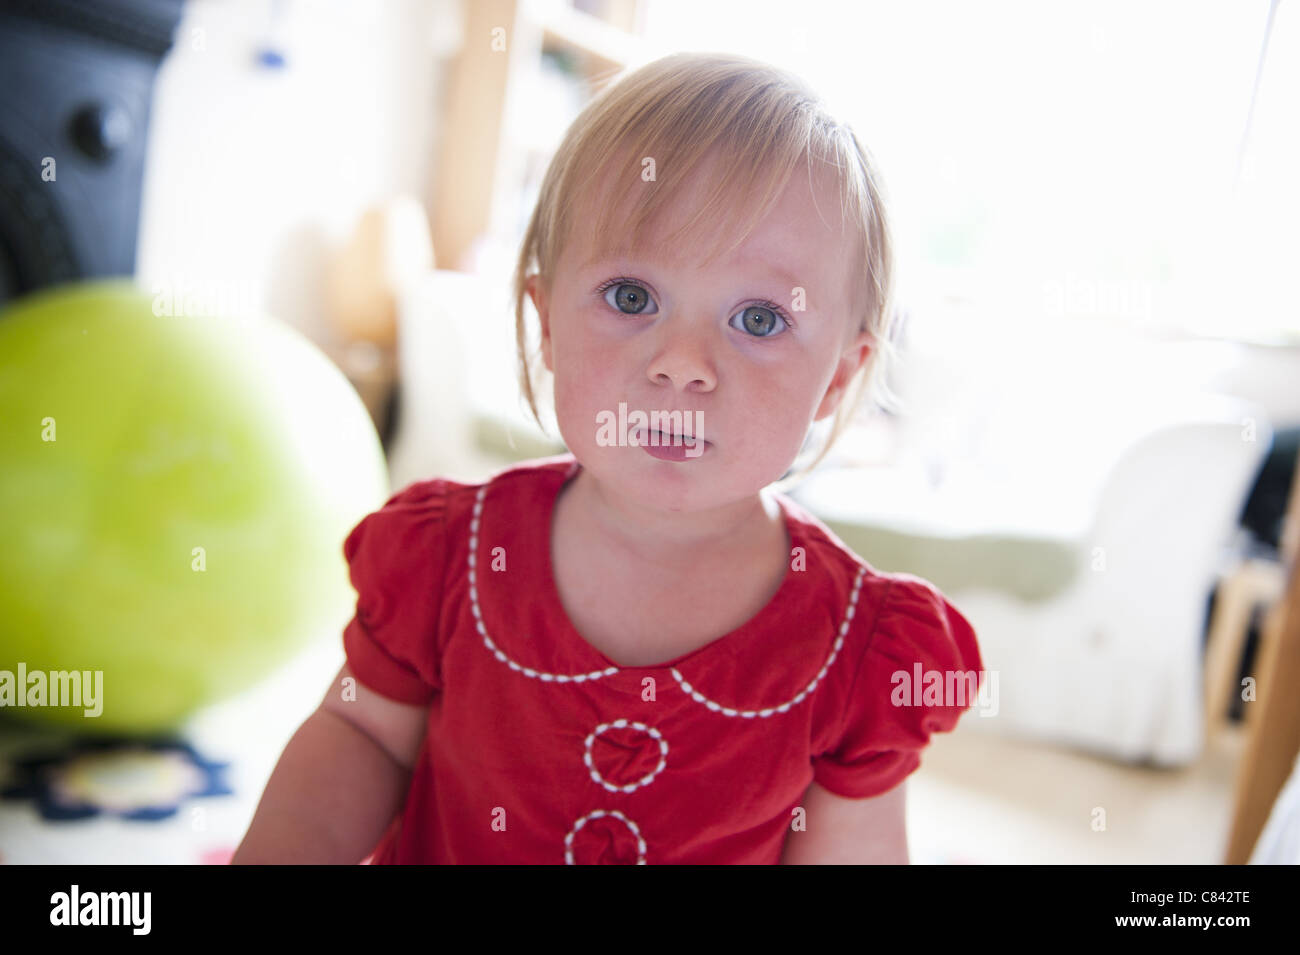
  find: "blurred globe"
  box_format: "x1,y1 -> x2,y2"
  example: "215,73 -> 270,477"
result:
0,280 -> 389,732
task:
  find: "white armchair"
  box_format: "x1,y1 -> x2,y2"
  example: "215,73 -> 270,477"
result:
793,390 -> 1271,766
949,404 -> 1268,765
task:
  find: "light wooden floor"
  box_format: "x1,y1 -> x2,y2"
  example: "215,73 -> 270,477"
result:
906,718 -> 1249,864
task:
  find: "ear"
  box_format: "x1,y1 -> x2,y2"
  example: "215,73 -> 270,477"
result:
525,273 -> 554,373
813,327 -> 873,422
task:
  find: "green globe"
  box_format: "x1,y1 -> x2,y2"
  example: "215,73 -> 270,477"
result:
0,280 -> 389,732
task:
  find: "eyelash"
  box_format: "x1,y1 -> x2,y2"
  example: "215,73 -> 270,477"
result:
593,276 -> 796,337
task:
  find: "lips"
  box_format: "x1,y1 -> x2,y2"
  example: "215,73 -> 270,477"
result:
641,427 -> 706,445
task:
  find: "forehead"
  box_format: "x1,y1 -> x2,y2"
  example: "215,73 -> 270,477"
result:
569,156 -> 858,296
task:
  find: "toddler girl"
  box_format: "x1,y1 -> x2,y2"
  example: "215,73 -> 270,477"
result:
234,51 -> 983,865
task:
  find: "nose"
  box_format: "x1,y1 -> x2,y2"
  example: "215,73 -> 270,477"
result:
645,318 -> 717,393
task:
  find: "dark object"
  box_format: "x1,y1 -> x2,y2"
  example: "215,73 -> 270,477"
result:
381,376 -> 402,452
0,0 -> 185,308
1203,586 -> 1265,725
1201,425 -> 1298,722
1,733 -> 232,822
70,102 -> 135,161
1228,426 -> 1300,720
1239,426 -> 1300,554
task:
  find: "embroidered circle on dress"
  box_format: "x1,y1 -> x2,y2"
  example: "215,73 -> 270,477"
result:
564,809 -> 647,865
466,463 -> 870,864
582,719 -> 668,794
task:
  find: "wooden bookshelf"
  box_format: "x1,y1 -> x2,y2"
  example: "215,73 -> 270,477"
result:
430,0 -> 644,273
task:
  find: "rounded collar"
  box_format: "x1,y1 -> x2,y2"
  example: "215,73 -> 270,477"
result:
517,457 -> 809,671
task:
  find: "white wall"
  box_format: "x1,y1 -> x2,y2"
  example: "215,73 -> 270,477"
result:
136,0 -> 462,346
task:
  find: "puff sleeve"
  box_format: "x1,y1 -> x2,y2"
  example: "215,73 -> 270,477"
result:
812,576 -> 984,799
340,479 -> 450,705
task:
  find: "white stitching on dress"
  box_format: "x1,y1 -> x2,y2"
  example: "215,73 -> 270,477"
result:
468,475 -> 618,684
564,809 -> 647,865
468,464 -> 868,864
669,566 -> 865,718
583,719 -> 668,794
467,472 -> 867,717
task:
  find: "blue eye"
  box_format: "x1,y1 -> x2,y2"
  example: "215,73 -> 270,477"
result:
600,280 -> 658,315
594,277 -> 793,337
729,304 -> 791,338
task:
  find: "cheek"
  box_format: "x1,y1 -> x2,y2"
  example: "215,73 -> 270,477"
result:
718,365 -> 820,461
753,358 -> 826,422
548,321 -> 620,440
553,337 -> 611,399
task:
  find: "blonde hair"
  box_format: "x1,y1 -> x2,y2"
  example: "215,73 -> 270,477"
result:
511,51 -> 898,487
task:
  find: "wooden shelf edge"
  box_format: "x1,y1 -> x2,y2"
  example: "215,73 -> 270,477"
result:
537,2 -> 639,74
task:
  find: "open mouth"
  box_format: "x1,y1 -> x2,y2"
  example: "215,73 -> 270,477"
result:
642,428 -> 706,446
639,429 -> 709,461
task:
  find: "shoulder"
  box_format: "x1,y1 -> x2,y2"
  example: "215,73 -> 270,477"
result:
348,452 -> 579,551
776,491 -> 882,602
836,563 -> 985,727
471,452 -> 580,508
338,454 -> 579,701
804,563 -> 985,798
781,492 -> 985,779
776,490 -> 980,665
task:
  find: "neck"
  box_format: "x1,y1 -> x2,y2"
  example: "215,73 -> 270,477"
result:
561,466 -> 785,575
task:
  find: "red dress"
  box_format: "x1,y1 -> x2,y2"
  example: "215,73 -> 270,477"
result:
342,453 -> 984,864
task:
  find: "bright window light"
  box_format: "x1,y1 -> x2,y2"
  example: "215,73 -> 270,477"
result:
637,0 -> 1293,341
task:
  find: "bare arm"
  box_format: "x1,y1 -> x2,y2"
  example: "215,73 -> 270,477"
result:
232,663 -> 430,864
780,779 -> 909,864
